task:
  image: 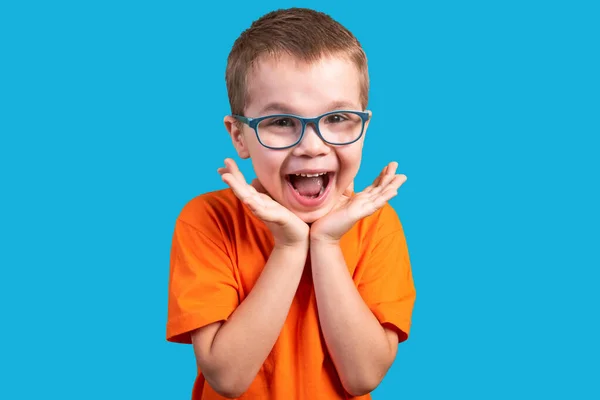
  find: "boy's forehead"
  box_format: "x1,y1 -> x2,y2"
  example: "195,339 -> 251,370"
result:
245,53 -> 363,116
249,52 -> 355,78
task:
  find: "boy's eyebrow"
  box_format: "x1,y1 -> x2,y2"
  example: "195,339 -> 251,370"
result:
257,101 -> 361,116
257,102 -> 295,115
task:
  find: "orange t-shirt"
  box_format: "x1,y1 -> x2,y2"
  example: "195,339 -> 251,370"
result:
166,188 -> 416,399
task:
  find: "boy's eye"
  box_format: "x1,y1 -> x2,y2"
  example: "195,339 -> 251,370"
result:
324,114 -> 347,124
270,117 -> 296,127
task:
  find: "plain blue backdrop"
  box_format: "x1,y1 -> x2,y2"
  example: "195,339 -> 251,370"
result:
1,1 -> 598,399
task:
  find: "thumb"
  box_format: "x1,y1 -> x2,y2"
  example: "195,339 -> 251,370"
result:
342,181 -> 354,197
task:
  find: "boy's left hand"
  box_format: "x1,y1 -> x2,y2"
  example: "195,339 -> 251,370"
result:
310,162 -> 407,243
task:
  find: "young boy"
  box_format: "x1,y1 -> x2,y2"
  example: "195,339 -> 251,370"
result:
166,7 -> 416,400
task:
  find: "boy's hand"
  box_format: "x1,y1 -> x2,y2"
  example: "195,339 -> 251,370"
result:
310,162 -> 407,243
219,158 -> 309,248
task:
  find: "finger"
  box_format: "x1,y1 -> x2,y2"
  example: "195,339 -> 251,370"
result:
380,162 -> 398,186
377,174 -> 406,199
393,173 -> 407,187
371,183 -> 401,206
369,174 -> 406,200
219,162 -> 241,188
368,175 -> 404,203
223,158 -> 243,181
244,195 -> 266,212
228,179 -> 266,211
224,158 -> 248,185
221,172 -> 254,202
363,165 -> 388,193
383,173 -> 406,190
218,157 -> 237,175
342,181 -> 354,197
380,184 -> 400,201
370,162 -> 398,195
387,161 -> 398,176
376,161 -> 396,184
372,189 -> 398,209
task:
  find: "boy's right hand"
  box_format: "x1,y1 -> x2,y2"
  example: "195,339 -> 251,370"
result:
218,158 -> 309,248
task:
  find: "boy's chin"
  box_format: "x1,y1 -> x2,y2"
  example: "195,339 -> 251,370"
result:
293,207 -> 333,224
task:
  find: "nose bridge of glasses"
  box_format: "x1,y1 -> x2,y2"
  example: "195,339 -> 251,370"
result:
300,117 -> 326,142
289,118 -> 325,153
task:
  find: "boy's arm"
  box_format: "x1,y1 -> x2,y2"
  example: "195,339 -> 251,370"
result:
190,158 -> 309,398
310,240 -> 398,397
309,162 -> 410,396
191,242 -> 308,398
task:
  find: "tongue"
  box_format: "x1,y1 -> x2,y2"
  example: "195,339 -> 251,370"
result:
290,175 -> 324,197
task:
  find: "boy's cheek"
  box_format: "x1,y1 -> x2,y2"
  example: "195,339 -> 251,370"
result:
338,161 -> 362,191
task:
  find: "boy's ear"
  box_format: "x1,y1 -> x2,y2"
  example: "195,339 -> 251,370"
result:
224,115 -> 250,159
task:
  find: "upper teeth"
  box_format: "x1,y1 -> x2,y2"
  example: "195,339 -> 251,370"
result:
294,172 -> 327,177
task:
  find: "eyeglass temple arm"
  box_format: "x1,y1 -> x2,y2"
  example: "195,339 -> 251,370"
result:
233,115 -> 251,124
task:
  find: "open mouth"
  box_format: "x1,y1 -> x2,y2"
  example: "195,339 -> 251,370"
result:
286,172 -> 332,199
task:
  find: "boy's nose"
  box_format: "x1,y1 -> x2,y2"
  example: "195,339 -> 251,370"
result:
292,123 -> 330,157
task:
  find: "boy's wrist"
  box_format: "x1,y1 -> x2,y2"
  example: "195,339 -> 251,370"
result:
309,235 -> 341,248
273,238 -> 310,252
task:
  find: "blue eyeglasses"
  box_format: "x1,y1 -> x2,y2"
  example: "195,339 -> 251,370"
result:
233,110 -> 371,150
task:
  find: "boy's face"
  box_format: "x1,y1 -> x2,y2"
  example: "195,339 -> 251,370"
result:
225,54 -> 369,223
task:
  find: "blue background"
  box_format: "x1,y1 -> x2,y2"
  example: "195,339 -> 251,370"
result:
1,0 -> 598,399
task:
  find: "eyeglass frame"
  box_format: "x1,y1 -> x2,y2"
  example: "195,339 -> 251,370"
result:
232,110 -> 372,150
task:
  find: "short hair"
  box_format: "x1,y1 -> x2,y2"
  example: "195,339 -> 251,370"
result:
225,7 -> 369,116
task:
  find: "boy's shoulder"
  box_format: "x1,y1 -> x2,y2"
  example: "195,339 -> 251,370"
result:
357,201 -> 406,241
176,188 -> 242,229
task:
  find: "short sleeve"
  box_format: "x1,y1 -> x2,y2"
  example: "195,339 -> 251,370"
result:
357,207 -> 416,343
166,218 -> 240,344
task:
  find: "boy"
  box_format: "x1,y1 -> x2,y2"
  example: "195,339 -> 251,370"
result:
166,7 -> 416,400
